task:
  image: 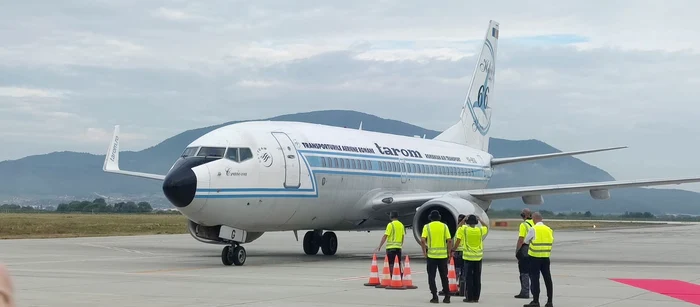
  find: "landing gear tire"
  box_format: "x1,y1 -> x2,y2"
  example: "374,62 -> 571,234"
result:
221,244 -> 246,266
303,231 -> 320,255
321,232 -> 337,256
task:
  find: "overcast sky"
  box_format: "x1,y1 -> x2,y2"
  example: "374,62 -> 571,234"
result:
2,0 -> 700,192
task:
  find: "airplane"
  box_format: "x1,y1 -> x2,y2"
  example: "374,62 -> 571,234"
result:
102,20 -> 700,266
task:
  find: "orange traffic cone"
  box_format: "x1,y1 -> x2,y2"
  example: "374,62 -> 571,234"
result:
363,253 -> 381,286
375,255 -> 391,288
386,255 -> 406,290
401,255 -> 418,289
448,257 -> 459,294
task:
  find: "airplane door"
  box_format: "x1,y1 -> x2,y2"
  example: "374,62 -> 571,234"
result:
271,132 -> 301,188
400,158 -> 407,183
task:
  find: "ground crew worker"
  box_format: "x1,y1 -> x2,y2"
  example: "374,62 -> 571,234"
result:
440,214 -> 467,297
515,208 -> 534,299
375,211 -> 405,277
454,214 -> 488,303
453,214 -> 467,295
523,212 -> 554,307
420,210 -> 452,303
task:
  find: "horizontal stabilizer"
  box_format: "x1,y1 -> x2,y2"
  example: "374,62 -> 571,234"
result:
103,125 -> 166,181
490,146 -> 627,166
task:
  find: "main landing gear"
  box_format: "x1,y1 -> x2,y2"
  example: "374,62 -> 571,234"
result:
221,243 -> 246,266
303,230 -> 337,256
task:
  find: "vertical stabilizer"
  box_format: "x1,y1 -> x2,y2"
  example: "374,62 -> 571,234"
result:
434,20 -> 499,152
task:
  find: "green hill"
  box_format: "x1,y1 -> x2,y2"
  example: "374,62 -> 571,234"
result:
1,110 -> 698,214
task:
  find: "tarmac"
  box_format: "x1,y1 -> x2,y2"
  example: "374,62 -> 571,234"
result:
2,222 -> 700,307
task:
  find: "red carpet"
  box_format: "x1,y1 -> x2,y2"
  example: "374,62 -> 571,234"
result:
610,278 -> 700,305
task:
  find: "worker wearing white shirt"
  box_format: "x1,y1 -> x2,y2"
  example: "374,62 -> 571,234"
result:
523,212 -> 554,307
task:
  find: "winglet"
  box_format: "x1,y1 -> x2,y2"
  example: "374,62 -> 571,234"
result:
103,125 -> 121,172
102,125 -> 166,181
359,121 -> 363,131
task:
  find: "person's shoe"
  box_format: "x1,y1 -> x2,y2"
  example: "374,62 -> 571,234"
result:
523,301 -> 540,307
515,293 -> 530,299
430,295 -> 439,303
443,296 -> 450,303
545,302 -> 553,307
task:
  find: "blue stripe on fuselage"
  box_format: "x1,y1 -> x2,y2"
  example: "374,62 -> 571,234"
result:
194,150 -> 491,199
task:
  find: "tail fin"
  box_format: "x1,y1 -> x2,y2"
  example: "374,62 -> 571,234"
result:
434,20 -> 499,152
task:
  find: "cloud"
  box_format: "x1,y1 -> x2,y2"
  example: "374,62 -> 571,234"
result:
1,0 -> 700,194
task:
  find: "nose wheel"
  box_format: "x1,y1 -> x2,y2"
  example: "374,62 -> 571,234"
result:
221,244 -> 246,266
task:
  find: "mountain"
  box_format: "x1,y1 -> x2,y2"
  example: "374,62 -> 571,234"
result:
2,110 -> 699,214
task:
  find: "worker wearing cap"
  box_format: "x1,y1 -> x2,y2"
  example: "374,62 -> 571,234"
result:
375,211 -> 405,277
420,210 -> 452,303
515,208 -> 534,299
454,214 -> 488,303
523,212 -> 554,307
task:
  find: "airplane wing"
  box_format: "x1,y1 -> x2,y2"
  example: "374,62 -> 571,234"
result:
366,177 -> 700,212
103,125 -> 166,181
490,146 -> 627,166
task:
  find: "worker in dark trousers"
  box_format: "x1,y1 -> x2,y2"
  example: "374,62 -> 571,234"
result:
515,208 -> 534,299
454,214 -> 467,295
524,212 -> 554,307
420,210 -> 452,304
375,211 -> 405,277
442,214 -> 466,296
453,214 -> 488,303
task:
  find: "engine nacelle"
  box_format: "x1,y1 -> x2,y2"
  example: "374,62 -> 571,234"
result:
411,196 -> 490,245
187,220 -> 265,244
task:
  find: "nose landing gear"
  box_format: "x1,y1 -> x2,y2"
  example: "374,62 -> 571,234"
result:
222,244 -> 246,266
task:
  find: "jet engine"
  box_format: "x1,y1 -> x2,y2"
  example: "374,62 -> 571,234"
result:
411,196 -> 490,245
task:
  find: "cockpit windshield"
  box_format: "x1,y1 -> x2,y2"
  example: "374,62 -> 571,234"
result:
181,147 -> 199,158
196,147 -> 226,158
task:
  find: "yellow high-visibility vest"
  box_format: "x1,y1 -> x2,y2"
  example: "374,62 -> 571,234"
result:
461,226 -> 488,261
455,225 -> 466,252
422,221 -> 451,259
385,220 -> 405,249
528,224 -> 554,258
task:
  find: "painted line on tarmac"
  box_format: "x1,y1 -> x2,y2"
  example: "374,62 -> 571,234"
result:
336,271 -> 425,281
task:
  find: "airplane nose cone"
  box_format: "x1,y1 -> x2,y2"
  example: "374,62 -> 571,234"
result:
162,166 -> 197,208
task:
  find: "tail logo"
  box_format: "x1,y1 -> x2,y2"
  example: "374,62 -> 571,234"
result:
466,40 -> 495,136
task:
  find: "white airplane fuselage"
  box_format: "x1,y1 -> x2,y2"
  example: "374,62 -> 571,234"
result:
172,120 -> 493,234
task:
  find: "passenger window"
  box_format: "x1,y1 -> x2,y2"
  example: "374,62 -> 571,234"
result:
181,147 -> 199,158
381,161 -> 386,171
197,147 -> 225,158
321,157 -> 327,167
362,160 -> 367,169
239,148 -> 253,162
334,158 -> 338,167
340,159 -> 345,168
351,160 -> 356,169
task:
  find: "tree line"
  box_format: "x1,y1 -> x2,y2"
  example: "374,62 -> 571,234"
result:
1,198 -> 179,214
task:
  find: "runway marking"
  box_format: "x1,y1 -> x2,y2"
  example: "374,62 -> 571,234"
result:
77,243 -> 156,255
134,267 -> 211,274
611,278 -> 700,306
336,271 -> 425,281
